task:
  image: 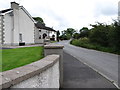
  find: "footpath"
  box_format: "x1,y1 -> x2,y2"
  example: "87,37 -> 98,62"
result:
62,51 -> 117,89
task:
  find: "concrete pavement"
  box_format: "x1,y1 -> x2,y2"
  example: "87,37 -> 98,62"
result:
1,44 -> 44,49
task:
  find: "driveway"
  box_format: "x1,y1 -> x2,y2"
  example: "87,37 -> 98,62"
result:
56,40 -> 119,88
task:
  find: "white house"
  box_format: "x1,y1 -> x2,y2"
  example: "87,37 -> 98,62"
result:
34,22 -> 57,44
0,2 -> 35,46
34,22 -> 49,44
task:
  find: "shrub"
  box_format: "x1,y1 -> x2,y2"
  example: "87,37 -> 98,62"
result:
70,38 -> 120,54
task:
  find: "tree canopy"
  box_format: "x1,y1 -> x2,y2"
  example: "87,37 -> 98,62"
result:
33,17 -> 45,25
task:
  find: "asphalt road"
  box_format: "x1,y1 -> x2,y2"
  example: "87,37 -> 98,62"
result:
62,52 -> 116,88
56,40 -> 119,87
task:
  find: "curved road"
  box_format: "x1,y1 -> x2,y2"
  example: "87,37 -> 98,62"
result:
57,40 -> 119,87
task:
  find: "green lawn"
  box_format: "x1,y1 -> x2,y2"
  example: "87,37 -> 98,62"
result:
1,46 -> 44,72
51,41 -> 57,43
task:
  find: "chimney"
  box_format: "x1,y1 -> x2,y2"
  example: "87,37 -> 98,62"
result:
11,2 -> 19,9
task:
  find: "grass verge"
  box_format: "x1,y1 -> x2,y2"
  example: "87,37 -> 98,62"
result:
70,38 -> 120,55
1,46 -> 44,72
51,41 -> 57,43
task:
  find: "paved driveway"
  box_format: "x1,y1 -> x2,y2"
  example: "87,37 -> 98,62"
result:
57,40 -> 119,88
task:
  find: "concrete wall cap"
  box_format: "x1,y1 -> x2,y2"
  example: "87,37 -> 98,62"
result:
0,54 -> 59,89
44,44 -> 64,49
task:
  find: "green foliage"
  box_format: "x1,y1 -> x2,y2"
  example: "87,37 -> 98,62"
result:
79,27 -> 90,38
33,17 -> 45,25
89,23 -> 110,46
59,34 -> 70,40
70,38 -> 120,54
73,33 -> 80,39
71,20 -> 120,54
66,28 -> 76,37
57,30 -> 60,38
89,21 -> 120,52
60,28 -> 76,40
2,46 -> 44,72
111,20 -> 120,50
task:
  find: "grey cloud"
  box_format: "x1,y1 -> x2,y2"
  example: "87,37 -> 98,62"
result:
94,2 -> 117,17
36,8 -> 70,30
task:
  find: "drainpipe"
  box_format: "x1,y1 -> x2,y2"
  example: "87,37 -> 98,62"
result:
11,2 -> 19,46
11,12 -> 14,46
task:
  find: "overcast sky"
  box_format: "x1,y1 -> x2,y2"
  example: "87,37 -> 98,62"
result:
0,0 -> 119,31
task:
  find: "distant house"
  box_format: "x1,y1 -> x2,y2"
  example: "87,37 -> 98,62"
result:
34,22 -> 57,44
0,2 -> 35,46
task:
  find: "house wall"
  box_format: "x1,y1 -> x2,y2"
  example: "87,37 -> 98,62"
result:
2,4 -> 35,46
0,15 -> 4,44
12,8 -> 34,45
49,31 -> 57,41
34,27 -> 49,44
18,8 -> 34,44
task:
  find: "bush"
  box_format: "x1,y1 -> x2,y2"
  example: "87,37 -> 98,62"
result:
73,33 -> 80,39
70,38 -> 91,47
89,23 -> 110,46
70,38 -> 120,55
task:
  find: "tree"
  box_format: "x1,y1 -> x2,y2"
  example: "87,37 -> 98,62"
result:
110,20 -> 120,50
66,28 -> 76,37
73,33 -> 80,39
33,17 -> 45,25
60,28 -> 76,40
57,30 -> 60,38
79,27 -> 90,38
89,23 -> 110,46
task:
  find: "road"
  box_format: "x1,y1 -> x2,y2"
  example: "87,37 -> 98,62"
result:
56,40 -> 119,87
62,52 -> 116,88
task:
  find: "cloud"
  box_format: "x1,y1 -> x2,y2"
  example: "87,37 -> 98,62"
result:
0,0 -> 119,31
94,1 -> 118,17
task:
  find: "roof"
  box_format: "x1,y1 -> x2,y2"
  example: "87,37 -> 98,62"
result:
0,8 -> 13,14
35,22 -> 56,32
45,26 -> 56,32
35,22 -> 46,29
0,5 -> 35,23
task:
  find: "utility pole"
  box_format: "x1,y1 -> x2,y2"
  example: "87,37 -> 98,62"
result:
118,1 -> 120,21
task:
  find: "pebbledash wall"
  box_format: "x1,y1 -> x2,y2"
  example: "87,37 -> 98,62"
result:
0,2 -> 35,46
0,44 -> 64,89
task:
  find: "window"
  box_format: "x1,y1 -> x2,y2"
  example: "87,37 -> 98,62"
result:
43,33 -> 47,39
39,35 -> 41,39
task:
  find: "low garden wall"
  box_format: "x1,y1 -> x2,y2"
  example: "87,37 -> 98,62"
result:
0,44 -> 64,89
0,55 -> 59,89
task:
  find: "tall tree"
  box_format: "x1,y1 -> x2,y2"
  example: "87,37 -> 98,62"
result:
79,27 -> 90,38
66,28 -> 76,37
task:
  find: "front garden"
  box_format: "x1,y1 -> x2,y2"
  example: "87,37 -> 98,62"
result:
1,46 -> 44,72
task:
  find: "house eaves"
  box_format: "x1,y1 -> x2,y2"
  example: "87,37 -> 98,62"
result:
0,9 -> 13,15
